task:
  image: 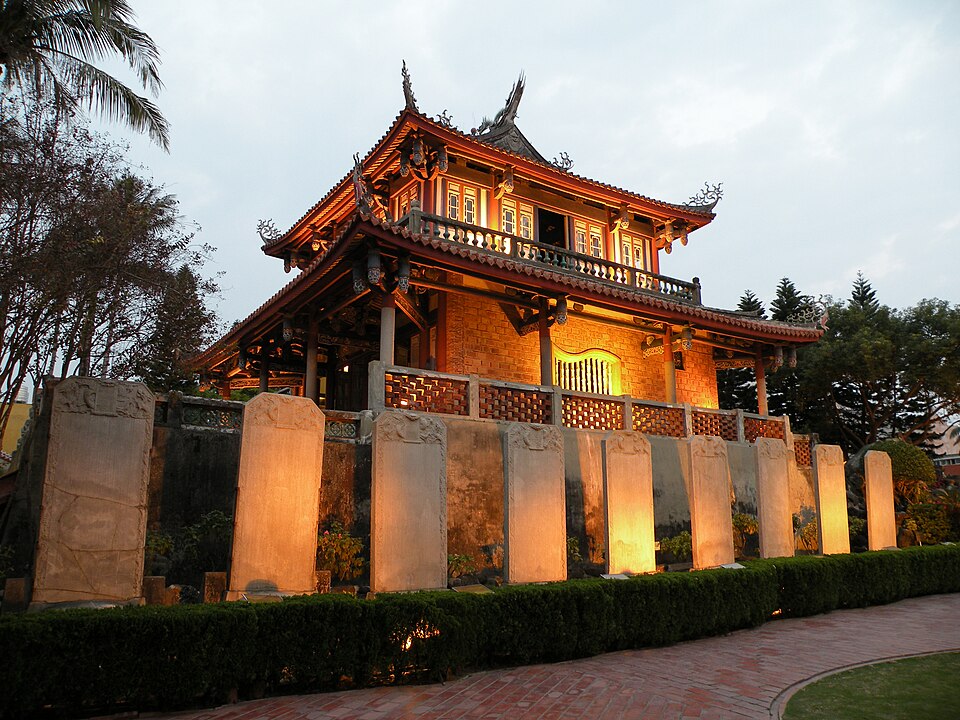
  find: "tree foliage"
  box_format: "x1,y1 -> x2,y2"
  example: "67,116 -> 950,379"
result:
0,94 -> 217,439
742,274 -> 960,455
0,0 -> 170,148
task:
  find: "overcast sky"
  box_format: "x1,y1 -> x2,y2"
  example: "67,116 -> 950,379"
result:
102,0 -> 959,325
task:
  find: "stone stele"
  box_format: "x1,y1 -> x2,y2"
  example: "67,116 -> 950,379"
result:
686,436 -> 735,569
602,431 -> 655,574
32,377 -> 154,607
813,444 -> 850,555
503,423 -> 566,584
864,450 -> 896,550
371,411 -> 447,592
227,394 -> 324,599
755,438 -> 795,559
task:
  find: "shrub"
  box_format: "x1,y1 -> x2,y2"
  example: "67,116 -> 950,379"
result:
144,511 -> 233,586
732,513 -> 759,558
869,439 -> 936,506
659,531 -> 692,562
317,522 -> 364,581
905,503 -> 951,544
0,546 -> 956,718
447,554 -> 476,579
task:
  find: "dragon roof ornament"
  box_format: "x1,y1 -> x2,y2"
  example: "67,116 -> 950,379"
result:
474,72 -> 525,136
685,182 -> 724,212
401,60 -> 418,112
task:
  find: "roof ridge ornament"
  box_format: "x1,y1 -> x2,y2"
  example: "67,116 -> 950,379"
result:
685,182 -> 724,211
551,151 -> 574,171
473,71 -> 525,135
257,219 -> 281,244
401,60 -> 418,112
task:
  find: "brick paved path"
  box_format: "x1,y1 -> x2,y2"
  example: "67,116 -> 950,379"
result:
163,593 -> 960,720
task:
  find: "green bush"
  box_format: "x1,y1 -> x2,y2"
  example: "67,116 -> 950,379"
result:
869,439 -> 936,506
0,545 -> 956,718
317,522 -> 365,581
905,503 -> 951,544
659,531 -> 692,562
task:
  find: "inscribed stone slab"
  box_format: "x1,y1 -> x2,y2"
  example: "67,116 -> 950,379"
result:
864,450 -> 896,550
755,438 -> 794,559
503,423 -> 566,584
227,394 -> 324,598
602,431 -> 655,574
32,378 -> 154,606
371,411 -> 447,592
686,436 -> 735,569
813,445 -> 850,555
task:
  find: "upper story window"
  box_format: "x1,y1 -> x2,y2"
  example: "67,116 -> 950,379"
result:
620,232 -> 652,270
394,183 -> 419,219
501,198 -> 533,239
446,182 -> 482,226
574,219 -> 605,258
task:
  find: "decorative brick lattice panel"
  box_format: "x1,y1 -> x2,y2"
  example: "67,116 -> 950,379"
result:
794,437 -> 813,466
744,417 -> 786,443
479,385 -> 552,424
562,395 -> 624,431
632,403 -> 685,437
182,404 -> 242,431
384,372 -> 469,416
691,410 -> 738,441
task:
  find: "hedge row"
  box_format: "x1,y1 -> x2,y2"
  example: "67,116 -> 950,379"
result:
1,545 -> 958,717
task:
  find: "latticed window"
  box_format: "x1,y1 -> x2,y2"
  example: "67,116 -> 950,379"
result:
574,218 -> 604,258
620,232 -> 651,270
501,198 -> 533,237
447,183 -> 460,219
464,189 -> 476,224
554,347 -> 622,396
394,183 -> 419,219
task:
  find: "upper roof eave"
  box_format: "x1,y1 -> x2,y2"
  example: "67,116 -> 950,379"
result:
263,109 -> 717,257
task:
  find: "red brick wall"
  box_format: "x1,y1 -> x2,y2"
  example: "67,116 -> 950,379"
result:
442,291 -> 719,406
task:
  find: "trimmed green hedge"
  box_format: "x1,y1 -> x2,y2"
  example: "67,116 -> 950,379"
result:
1,545 -> 957,718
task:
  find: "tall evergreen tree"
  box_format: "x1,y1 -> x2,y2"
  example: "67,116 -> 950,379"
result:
850,271 -> 879,315
717,290 -> 765,411
770,278 -> 805,321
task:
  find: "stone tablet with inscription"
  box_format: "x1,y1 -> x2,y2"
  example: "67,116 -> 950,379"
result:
371,411 -> 447,592
602,431 -> 655,574
755,438 -> 794,559
864,450 -> 896,550
686,436 -> 736,569
32,378 -> 154,607
503,423 -> 566,584
227,394 -> 324,598
813,445 -> 850,555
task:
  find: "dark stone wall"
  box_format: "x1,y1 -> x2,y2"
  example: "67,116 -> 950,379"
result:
445,419 -> 504,572
562,429 -> 607,563
318,441 -> 371,540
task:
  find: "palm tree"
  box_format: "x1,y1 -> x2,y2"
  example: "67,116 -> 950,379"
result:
0,0 -> 169,149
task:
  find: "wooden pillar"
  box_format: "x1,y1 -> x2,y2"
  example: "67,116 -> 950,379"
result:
380,293 -> 396,365
437,291 -> 448,372
539,298 -> 553,386
304,317 -> 319,403
663,326 -> 677,403
259,352 -> 270,392
755,349 -> 768,416
218,381 -> 231,401
325,346 -> 340,410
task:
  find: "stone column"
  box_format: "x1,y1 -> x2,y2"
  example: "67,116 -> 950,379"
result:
813,444 -> 850,555
380,293 -> 396,365
503,423 -> 566,584
304,317 -> 319,403
864,450 -> 896,550
538,299 -> 553,386
371,411 -> 447,592
755,349 -> 768,416
663,327 -> 677,403
755,438 -> 794,558
227,393 -> 325,599
31,378 -> 154,608
686,435 -> 735,569
602,431 -> 655,574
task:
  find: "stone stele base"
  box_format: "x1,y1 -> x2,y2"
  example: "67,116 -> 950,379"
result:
686,436 -> 735,570
31,378 -> 154,608
226,394 -> 324,599
370,411 -> 447,592
864,450 -> 896,550
503,423 -> 566,584
813,444 -> 850,555
755,438 -> 795,559
602,431 -> 655,574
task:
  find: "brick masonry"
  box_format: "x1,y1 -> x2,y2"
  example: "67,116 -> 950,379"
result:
444,292 -> 720,408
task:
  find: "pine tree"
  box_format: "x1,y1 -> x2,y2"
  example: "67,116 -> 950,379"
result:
770,278 -> 805,321
850,271 -> 879,315
717,290 -> 765,411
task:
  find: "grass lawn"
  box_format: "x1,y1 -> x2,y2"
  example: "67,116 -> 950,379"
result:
783,652 -> 960,720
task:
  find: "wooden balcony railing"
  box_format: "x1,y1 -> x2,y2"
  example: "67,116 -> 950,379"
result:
396,208 -> 702,305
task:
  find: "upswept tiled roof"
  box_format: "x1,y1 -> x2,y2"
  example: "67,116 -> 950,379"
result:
264,108 -> 716,253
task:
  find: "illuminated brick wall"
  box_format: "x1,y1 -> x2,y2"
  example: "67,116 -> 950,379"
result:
443,291 -> 720,406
